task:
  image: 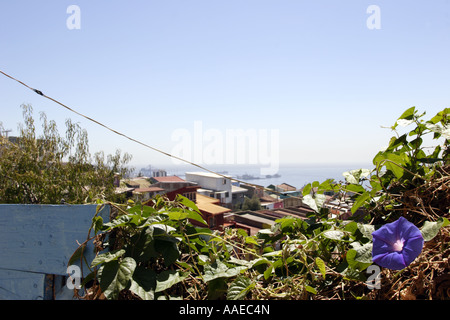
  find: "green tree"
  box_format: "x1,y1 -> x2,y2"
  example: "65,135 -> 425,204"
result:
241,194 -> 261,211
0,104 -> 133,204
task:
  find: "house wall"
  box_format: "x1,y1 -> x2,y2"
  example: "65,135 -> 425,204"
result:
185,173 -> 232,204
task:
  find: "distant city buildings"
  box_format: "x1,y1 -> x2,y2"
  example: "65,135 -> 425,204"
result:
115,167 -> 357,235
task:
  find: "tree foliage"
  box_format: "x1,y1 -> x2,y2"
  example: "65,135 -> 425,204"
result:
0,104 -> 132,204
241,195 -> 261,211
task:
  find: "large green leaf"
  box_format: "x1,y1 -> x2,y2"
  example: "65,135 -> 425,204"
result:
91,249 -> 125,268
155,270 -> 188,293
302,183 -> 312,196
351,192 -> 370,214
167,208 -> 208,226
398,106 -> 416,120
357,223 -> 375,241
322,230 -> 346,241
227,276 -> 255,300
102,213 -> 138,230
187,210 -> 208,226
345,184 -> 366,194
166,209 -> 189,221
351,242 -> 373,264
177,194 -> 201,214
302,194 -> 326,213
154,237 -> 180,267
129,267 -> 156,300
176,194 -> 207,225
373,152 -> 406,179
203,260 -> 247,282
343,169 -> 371,185
99,257 -> 137,300
421,217 -> 450,241
346,248 -> 372,271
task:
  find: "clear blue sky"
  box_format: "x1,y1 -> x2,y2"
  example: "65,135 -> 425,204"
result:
1,1 -> 449,171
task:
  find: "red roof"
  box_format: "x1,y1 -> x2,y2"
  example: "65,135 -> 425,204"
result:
152,176 -> 185,182
133,187 -> 165,193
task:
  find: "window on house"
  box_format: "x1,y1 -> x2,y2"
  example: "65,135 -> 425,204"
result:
209,217 -> 216,228
223,179 -> 227,185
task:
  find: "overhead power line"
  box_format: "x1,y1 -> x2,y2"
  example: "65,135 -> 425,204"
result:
0,69 -> 304,200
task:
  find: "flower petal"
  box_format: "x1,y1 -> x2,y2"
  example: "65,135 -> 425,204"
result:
372,218 -> 401,247
397,216 -> 423,240
372,251 -> 407,270
401,236 -> 424,266
371,216 -> 424,270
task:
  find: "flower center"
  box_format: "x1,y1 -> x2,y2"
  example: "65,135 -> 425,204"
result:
393,239 -> 404,252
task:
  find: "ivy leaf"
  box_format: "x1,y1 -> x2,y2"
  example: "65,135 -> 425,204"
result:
154,237 -> 180,267
343,169 -> 371,184
396,119 -> 414,127
302,183 -> 312,196
352,242 -> 373,264
203,260 -> 247,282
346,248 -> 372,271
421,217 -> 450,241
155,270 -> 188,293
91,249 -> 125,268
166,209 -> 189,221
302,194 -> 326,213
351,192 -> 370,214
176,194 -> 208,225
373,152 -> 406,179
398,106 -> 416,120
187,210 -> 208,226
99,257 -> 136,300
92,216 -> 104,234
357,223 -> 375,241
129,267 -> 156,300
227,276 -> 255,300
177,194 -> 201,214
322,230 -> 346,241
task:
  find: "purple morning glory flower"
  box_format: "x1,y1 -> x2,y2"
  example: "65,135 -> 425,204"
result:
372,216 -> 424,270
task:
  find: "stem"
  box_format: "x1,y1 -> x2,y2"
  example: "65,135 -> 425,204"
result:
187,232 -> 262,259
179,221 -> 205,282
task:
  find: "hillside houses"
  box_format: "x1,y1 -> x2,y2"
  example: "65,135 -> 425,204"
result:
115,171 -> 356,236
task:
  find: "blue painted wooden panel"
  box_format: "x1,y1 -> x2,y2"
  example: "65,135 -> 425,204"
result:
0,269 -> 46,300
0,204 -> 109,276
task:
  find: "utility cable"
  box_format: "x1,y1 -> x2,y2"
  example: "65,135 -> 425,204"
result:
0,69 -> 306,201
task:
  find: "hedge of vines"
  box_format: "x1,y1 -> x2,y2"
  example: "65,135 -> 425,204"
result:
70,107 -> 450,300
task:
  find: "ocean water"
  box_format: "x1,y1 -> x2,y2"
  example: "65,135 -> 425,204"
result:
161,163 -> 373,190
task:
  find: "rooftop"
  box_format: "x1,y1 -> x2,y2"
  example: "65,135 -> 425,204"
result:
133,187 -> 165,193
231,185 -> 248,193
196,194 -> 232,215
186,172 -> 232,179
151,176 -> 185,182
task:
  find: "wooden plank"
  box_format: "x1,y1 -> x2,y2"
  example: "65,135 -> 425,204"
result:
0,204 -> 109,276
0,269 -> 46,300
